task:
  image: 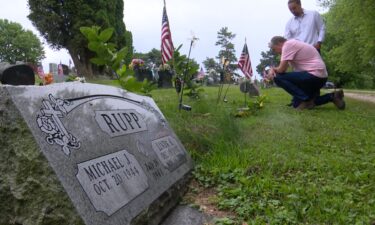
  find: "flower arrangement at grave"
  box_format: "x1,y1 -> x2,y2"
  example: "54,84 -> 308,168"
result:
129,59 -> 145,71
43,73 -> 54,85
158,63 -> 171,72
65,74 -> 86,83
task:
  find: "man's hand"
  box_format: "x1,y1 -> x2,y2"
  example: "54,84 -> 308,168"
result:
314,42 -> 322,50
264,68 -> 276,81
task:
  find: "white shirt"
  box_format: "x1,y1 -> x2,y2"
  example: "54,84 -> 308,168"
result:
284,9 -> 325,46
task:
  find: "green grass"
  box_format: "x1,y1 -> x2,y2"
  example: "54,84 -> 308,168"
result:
89,81 -> 375,224
150,86 -> 375,225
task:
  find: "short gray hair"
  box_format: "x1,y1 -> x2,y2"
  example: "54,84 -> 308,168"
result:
288,0 -> 301,5
269,36 -> 287,48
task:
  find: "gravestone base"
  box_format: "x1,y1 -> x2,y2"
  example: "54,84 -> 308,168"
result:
132,174 -> 192,225
161,205 -> 214,225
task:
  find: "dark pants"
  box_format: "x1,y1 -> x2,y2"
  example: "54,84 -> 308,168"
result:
274,71 -> 333,108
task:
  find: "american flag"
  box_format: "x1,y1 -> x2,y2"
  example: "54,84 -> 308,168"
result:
238,43 -> 253,79
161,6 -> 174,64
58,62 -> 63,76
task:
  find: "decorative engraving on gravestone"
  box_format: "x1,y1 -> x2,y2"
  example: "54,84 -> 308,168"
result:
36,94 -> 81,156
95,110 -> 147,137
76,149 -> 149,216
37,94 -> 168,156
152,136 -> 187,171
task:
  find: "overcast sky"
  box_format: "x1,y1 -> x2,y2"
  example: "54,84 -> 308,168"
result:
0,0 -> 325,78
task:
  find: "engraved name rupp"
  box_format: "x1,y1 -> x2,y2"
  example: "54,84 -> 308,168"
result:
95,110 -> 147,137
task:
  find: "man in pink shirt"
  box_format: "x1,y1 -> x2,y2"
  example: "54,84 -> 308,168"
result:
266,36 -> 345,110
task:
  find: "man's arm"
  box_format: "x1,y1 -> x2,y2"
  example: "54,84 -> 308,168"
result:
265,60 -> 289,81
284,19 -> 292,39
272,60 -> 289,74
315,11 -> 326,48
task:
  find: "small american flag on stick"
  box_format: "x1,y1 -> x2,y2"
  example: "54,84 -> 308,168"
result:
161,4 -> 174,64
238,42 -> 253,79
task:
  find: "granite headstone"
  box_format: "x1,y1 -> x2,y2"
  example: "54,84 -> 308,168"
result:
240,80 -> 260,97
0,83 -> 193,225
0,62 -> 35,85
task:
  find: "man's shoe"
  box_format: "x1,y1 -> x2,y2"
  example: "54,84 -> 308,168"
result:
296,99 -> 315,110
333,89 -> 345,110
334,89 -> 344,99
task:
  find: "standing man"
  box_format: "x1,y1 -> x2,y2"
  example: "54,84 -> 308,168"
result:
284,0 -> 325,52
265,36 -> 345,110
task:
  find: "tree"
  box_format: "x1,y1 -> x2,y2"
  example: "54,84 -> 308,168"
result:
202,57 -> 220,72
28,0 -> 133,78
256,49 -> 279,77
0,19 -> 45,64
321,0 -> 375,88
133,48 -> 162,69
215,27 -> 237,73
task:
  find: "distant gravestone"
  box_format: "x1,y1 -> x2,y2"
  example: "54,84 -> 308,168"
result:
240,80 -> 260,97
0,62 -> 35,85
134,69 -> 153,82
157,70 -> 173,88
62,64 -> 70,75
0,83 -> 193,225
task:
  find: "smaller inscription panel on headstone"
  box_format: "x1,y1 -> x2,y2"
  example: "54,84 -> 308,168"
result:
152,136 -> 186,171
76,149 -> 148,216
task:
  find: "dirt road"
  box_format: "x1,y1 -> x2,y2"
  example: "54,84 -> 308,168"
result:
344,91 -> 375,104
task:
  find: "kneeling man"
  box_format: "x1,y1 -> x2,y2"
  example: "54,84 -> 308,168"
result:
266,36 -> 345,110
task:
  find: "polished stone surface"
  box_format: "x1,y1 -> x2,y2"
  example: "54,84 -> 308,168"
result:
3,83 -> 193,225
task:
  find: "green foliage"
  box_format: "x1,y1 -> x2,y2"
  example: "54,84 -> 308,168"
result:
215,27 -> 237,73
233,94 -> 268,118
133,48 -> 162,68
214,217 -> 237,225
256,49 -> 279,76
28,0 -> 132,77
171,44 -> 203,99
203,57 -> 221,72
249,94 -> 268,110
81,26 -> 154,95
322,0 -> 375,88
0,19 -> 44,64
150,86 -> 375,225
65,74 -> 78,82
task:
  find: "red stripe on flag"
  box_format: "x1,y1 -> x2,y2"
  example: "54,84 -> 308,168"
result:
161,6 -> 174,64
238,43 -> 253,79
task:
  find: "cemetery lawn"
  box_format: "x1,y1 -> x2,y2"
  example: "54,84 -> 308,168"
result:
150,86 -> 375,225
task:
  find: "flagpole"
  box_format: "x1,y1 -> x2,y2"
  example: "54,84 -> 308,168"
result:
178,39 -> 193,111
217,57 -> 226,104
222,80 -> 231,102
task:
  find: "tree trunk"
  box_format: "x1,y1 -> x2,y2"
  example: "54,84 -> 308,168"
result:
68,48 -> 94,78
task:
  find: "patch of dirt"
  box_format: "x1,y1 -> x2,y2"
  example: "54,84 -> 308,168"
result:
183,179 -> 237,219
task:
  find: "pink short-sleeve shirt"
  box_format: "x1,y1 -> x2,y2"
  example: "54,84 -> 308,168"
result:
281,39 -> 328,78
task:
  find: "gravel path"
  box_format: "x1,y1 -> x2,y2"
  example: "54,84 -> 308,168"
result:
344,91 -> 375,104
